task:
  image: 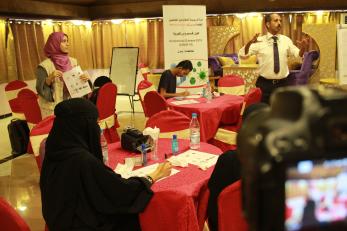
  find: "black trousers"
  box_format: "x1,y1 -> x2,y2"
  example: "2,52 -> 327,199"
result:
255,76 -> 289,104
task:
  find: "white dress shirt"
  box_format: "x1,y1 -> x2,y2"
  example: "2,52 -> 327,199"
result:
239,33 -> 300,79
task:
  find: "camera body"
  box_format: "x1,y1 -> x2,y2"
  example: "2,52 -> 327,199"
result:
121,127 -> 149,153
237,86 -> 347,231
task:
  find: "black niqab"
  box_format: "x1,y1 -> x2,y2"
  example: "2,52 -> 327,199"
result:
40,99 -> 153,231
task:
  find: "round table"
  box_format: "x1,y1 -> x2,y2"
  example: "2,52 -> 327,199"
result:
167,94 -> 244,141
107,138 -> 222,231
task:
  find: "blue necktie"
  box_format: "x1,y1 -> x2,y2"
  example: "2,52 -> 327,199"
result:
272,36 -> 280,74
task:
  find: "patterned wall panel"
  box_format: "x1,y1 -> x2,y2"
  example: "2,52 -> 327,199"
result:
208,26 -> 240,56
302,23 -> 336,83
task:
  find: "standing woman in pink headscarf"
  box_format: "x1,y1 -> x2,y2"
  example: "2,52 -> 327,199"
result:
36,32 -> 89,117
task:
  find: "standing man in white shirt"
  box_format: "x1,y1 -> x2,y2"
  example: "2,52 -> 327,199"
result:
239,13 -> 309,103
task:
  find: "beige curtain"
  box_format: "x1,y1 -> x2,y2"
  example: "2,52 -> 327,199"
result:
147,20 -> 164,68
0,19 -> 10,83
126,20 -> 148,66
10,22 -> 45,81
60,23 -> 94,70
92,22 -> 127,68
0,19 -> 18,83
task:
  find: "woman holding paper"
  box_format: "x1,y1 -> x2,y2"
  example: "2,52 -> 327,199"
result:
41,98 -> 172,231
36,32 -> 89,117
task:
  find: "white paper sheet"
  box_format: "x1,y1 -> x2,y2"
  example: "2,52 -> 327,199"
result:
169,150 -> 218,170
170,99 -> 200,105
185,95 -> 202,99
63,66 -> 92,98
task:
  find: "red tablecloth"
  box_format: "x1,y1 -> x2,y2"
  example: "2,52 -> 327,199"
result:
107,139 -> 222,231
167,95 -> 244,141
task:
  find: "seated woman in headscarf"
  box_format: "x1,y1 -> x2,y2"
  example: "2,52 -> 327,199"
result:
36,32 -> 90,118
40,98 -> 172,231
88,75 -> 112,105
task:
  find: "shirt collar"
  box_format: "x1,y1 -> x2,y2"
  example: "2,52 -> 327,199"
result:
266,32 -> 280,41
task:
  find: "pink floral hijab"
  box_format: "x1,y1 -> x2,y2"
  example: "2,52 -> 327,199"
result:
44,32 -> 72,72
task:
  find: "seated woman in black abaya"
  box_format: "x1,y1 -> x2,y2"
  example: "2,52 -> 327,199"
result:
40,98 -> 172,231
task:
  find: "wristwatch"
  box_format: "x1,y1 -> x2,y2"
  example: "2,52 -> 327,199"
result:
145,175 -> 154,184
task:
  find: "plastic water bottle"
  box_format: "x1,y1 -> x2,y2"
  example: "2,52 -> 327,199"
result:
206,81 -> 212,103
189,113 -> 200,149
202,87 -> 206,98
141,143 -> 147,166
100,129 -> 108,165
172,134 -> 179,155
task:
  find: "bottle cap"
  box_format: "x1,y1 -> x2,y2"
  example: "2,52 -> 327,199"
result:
141,143 -> 146,151
173,134 -> 177,139
192,113 -> 197,118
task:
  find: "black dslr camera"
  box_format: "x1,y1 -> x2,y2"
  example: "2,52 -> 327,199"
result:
237,86 -> 347,231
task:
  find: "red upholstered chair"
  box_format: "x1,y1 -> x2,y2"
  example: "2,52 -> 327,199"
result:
244,87 -> 262,108
218,74 -> 245,96
17,89 -> 42,130
217,180 -> 249,231
143,91 -> 168,118
145,110 -> 191,139
96,83 -> 120,143
17,88 -> 44,154
36,137 -> 47,172
30,115 -> 55,169
210,88 -> 262,152
0,197 -> 31,231
137,80 -> 156,117
4,80 -> 28,119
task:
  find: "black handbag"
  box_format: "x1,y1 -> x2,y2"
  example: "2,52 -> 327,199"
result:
121,128 -> 149,153
7,119 -> 30,155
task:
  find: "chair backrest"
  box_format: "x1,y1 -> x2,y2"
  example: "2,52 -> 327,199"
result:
0,197 -> 31,231
218,180 -> 248,231
30,115 -> 55,157
4,80 -> 28,119
96,82 -> 117,120
244,87 -> 262,108
143,91 -> 168,118
96,83 -> 120,143
238,87 -> 262,124
300,50 -> 320,73
287,50 -> 320,85
17,88 -> 42,128
145,110 -> 191,139
37,137 -> 47,171
296,50 -> 320,85
218,74 -> 245,95
137,80 -> 156,117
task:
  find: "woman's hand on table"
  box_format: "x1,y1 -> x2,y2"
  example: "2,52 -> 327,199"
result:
148,161 -> 172,182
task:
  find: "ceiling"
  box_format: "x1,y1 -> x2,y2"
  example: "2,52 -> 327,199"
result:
1,0 -> 347,20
